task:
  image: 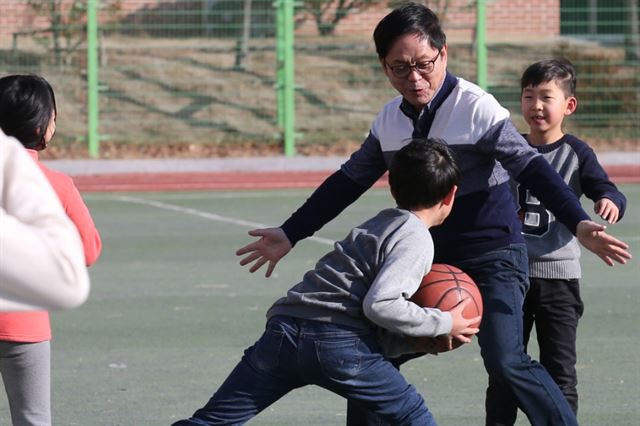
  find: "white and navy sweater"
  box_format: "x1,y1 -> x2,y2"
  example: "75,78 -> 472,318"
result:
282,73 -> 589,263
514,134 -> 626,279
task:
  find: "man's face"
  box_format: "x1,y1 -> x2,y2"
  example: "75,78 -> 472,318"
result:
381,33 -> 448,112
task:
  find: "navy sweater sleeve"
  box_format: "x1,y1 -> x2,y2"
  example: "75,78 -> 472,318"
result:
570,138 -> 626,220
280,170 -> 369,246
516,156 -> 589,234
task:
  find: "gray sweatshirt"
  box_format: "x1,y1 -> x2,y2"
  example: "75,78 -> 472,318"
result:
514,134 -> 626,279
267,208 -> 453,345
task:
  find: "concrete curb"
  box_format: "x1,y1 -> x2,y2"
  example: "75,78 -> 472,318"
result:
42,156 -> 350,175
43,152 -> 639,176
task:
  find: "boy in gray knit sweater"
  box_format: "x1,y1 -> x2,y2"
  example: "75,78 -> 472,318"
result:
173,139 -> 480,426
506,59 -> 627,421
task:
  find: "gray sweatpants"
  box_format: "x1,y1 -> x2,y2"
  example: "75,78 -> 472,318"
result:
0,341 -> 51,426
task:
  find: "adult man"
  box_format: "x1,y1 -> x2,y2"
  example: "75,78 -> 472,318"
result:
237,3 -> 630,425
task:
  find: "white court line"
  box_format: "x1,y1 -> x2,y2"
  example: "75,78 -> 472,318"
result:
87,188 -> 391,201
117,195 -> 335,246
113,191 -> 310,201
113,195 -> 640,245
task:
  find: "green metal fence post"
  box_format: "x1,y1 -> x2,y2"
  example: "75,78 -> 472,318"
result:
282,0 -> 296,156
275,0 -> 285,129
87,0 -> 99,158
476,0 -> 488,90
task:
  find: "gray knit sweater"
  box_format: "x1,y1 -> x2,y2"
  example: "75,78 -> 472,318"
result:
267,208 -> 453,343
513,134 -> 626,279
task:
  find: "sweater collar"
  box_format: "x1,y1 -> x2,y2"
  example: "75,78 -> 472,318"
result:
399,71 -> 458,122
523,134 -> 572,153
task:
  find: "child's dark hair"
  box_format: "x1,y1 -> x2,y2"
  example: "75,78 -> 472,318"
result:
389,138 -> 460,210
0,74 -> 57,150
373,2 -> 446,60
520,59 -> 576,97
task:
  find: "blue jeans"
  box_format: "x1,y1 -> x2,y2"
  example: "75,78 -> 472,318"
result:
492,277 -> 584,423
465,245 -> 576,426
173,315 -> 435,426
346,244 -> 578,426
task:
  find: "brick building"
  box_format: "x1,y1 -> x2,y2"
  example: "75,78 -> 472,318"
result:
0,0 -> 560,43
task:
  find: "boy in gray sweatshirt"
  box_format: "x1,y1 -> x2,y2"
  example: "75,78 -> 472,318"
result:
173,139 -> 480,426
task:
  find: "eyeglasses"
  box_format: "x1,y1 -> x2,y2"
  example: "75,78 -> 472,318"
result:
385,51 -> 441,78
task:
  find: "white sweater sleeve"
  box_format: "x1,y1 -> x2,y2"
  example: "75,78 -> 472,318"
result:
0,132 -> 90,311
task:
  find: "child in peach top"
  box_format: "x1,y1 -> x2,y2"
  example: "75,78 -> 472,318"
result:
0,74 -> 101,426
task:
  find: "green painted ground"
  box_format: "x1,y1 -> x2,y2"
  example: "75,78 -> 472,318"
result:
2,185 -> 636,425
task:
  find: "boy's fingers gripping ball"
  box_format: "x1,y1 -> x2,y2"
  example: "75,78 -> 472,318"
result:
410,264 -> 483,353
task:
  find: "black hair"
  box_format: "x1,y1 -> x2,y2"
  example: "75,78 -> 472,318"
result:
520,59 -> 576,97
0,74 -> 57,150
373,2 -> 446,60
389,138 -> 460,210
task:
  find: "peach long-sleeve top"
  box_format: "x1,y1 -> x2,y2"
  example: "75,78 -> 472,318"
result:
0,147 -> 101,342
0,134 -> 89,311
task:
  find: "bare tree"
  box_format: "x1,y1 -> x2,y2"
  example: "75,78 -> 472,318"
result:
388,0 -> 457,24
26,0 -> 121,66
295,0 -> 472,37
300,0 -> 378,36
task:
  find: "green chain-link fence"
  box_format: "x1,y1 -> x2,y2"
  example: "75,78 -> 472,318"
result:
0,0 -> 637,157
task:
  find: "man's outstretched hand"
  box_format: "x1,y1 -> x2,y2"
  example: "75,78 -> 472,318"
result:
236,227 -> 292,277
576,220 -> 631,266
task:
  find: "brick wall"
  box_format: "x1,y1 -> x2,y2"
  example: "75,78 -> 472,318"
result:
486,0 -> 559,36
0,0 -> 560,43
295,0 -> 560,38
0,1 -> 160,43
0,2 -> 49,42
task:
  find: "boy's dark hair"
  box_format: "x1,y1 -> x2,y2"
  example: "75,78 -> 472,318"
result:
0,74 -> 57,150
373,2 -> 446,60
520,59 -> 576,97
389,138 -> 460,210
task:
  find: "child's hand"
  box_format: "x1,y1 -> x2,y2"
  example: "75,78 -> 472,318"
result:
445,298 -> 481,349
594,198 -> 620,224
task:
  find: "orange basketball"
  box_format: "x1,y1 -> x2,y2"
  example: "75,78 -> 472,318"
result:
410,264 -> 483,352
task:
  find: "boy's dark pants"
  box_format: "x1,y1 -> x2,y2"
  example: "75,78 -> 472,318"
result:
488,277 -> 584,423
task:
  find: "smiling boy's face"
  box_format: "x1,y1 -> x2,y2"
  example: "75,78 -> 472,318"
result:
521,79 -> 577,144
